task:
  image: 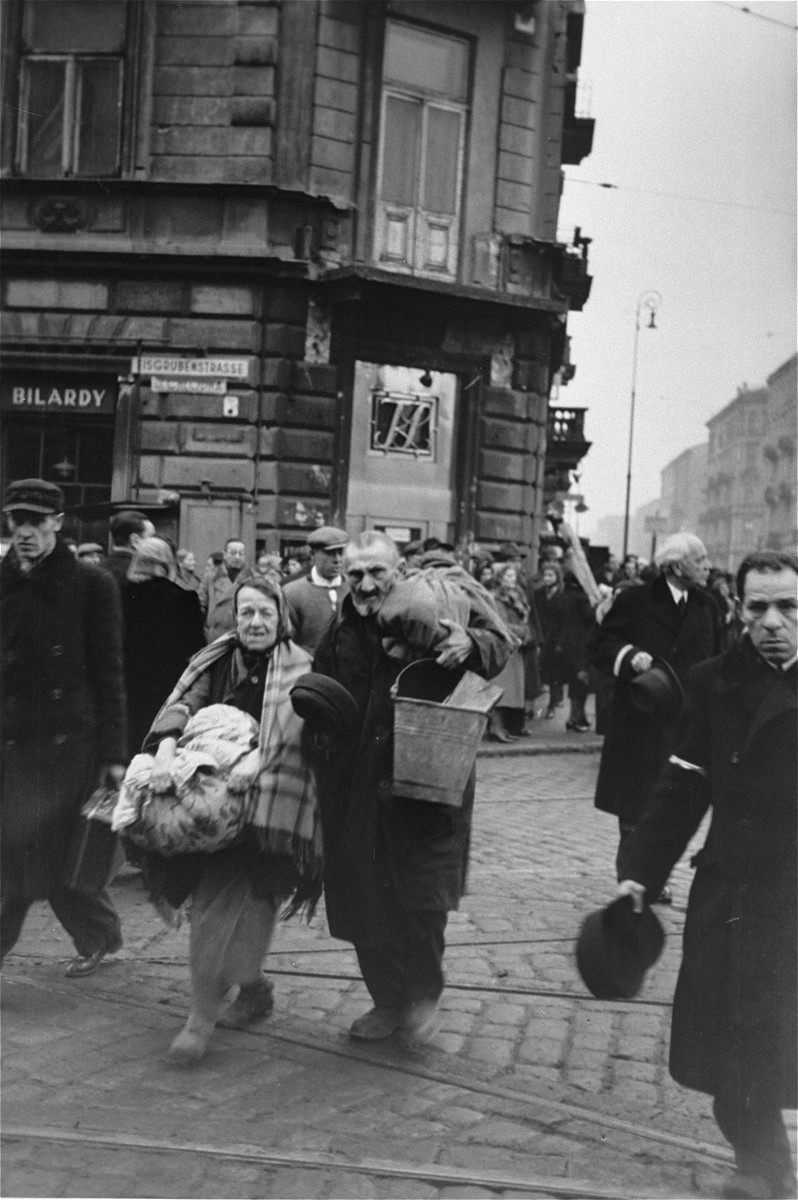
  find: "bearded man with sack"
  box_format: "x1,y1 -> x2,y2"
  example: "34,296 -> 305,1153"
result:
0,479 -> 128,977
312,531 -> 513,1043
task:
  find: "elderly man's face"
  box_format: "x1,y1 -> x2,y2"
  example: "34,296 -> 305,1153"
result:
345,545 -> 400,616
677,544 -> 710,589
741,568 -> 798,665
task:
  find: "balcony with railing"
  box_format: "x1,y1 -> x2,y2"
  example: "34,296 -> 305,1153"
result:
544,406 -> 591,498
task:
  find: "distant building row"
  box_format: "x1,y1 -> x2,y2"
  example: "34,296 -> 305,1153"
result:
660,353 -> 797,571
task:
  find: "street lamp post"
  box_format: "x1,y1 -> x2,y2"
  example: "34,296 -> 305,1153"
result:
622,290 -> 662,559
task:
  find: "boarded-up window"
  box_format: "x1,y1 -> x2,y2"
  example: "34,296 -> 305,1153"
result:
375,21 -> 469,280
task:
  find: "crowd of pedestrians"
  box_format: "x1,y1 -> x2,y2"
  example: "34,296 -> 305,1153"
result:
1,477 -> 795,1200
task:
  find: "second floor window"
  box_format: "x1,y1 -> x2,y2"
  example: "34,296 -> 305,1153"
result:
375,21 -> 469,281
16,0 -> 127,177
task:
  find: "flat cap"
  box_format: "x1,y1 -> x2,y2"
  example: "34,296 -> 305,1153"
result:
307,525 -> 349,551
3,478 -> 64,515
77,542 -> 104,557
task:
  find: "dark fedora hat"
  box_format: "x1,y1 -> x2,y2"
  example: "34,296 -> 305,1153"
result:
576,895 -> 665,1001
630,658 -> 684,723
290,673 -> 360,737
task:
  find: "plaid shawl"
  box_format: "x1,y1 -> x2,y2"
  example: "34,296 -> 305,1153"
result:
155,633 -> 322,882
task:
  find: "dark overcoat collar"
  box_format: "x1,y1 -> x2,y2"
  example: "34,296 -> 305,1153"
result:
716,634 -> 797,756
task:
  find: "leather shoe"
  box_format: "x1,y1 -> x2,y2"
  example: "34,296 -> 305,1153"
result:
349,1006 -> 403,1041
65,950 -> 105,978
402,999 -> 440,1043
219,977 -> 275,1030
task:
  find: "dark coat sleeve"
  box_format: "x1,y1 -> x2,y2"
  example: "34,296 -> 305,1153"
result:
617,663 -> 713,895
590,585 -> 646,679
83,563 -> 128,763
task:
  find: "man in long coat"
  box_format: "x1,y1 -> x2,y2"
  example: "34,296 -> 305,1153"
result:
618,550 -> 797,1200
313,531 -> 511,1042
1,479 -> 128,976
591,532 -> 720,880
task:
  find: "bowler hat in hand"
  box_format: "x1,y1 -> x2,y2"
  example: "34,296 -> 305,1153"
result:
630,658 -> 684,723
290,673 -> 360,737
576,895 -> 665,1001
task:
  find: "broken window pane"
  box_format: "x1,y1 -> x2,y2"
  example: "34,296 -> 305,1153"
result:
371,391 -> 436,458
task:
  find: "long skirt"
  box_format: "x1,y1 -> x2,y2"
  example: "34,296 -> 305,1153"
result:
189,854 -> 277,1021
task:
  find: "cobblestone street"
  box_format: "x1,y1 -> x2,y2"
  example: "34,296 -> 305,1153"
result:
2,748 -> 792,1199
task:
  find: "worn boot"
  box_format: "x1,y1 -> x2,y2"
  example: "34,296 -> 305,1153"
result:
219,976 -> 275,1030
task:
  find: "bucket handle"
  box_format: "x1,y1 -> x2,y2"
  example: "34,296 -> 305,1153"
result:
389,658 -> 442,702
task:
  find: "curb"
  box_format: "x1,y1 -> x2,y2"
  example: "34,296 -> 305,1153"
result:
477,738 -> 603,758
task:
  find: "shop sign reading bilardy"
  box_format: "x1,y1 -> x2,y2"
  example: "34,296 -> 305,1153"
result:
1,373 -> 118,414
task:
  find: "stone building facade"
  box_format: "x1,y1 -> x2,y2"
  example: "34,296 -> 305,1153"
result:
1,0 -> 593,566
700,385 -> 770,573
762,352 -> 797,553
660,441 -> 708,538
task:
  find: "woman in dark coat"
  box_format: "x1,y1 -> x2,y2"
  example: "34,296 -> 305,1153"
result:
558,569 -> 595,731
535,561 -> 565,718
121,537 -> 205,754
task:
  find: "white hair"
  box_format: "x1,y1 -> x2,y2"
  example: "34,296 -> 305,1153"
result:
343,530 -> 400,569
655,532 -> 706,572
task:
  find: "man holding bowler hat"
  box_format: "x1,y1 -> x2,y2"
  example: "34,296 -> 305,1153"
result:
617,550 -> 797,1199
1,479 -> 127,976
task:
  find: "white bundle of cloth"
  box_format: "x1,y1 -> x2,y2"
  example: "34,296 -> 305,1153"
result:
113,704 -> 259,856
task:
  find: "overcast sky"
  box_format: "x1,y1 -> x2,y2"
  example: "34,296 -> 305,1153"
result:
555,0 -> 797,542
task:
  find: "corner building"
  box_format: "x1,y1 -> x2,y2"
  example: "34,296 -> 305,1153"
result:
1,0 -> 593,563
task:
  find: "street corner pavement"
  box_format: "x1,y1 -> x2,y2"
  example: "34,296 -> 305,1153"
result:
2,751 -> 775,1200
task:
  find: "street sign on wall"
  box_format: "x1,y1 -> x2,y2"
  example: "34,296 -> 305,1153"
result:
132,356 -> 253,382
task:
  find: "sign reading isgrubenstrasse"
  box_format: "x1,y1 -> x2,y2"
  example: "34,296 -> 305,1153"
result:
132,356 -> 252,382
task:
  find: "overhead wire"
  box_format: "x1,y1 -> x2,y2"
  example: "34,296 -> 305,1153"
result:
713,1 -> 798,30
562,176 -> 796,219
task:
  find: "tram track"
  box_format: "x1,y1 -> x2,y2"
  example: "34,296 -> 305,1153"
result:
5,970 -> 729,1173
0,1125 -> 666,1199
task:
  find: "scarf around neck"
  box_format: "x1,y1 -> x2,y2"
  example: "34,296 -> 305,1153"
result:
155,632 -> 322,901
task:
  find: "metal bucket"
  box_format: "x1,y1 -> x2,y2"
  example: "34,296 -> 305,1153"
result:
391,660 -> 488,807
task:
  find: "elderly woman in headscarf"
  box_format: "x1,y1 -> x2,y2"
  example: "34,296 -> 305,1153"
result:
121,536 -> 205,755
136,576 -> 321,1066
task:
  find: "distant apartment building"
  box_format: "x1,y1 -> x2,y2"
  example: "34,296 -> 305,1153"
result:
762,353 -> 797,552
700,385 -> 769,573
660,442 -> 707,537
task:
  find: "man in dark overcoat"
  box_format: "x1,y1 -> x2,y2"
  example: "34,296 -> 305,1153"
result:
618,550 -> 797,1200
313,531 -> 511,1042
591,532 -> 720,880
105,509 -> 155,588
1,479 -> 128,976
